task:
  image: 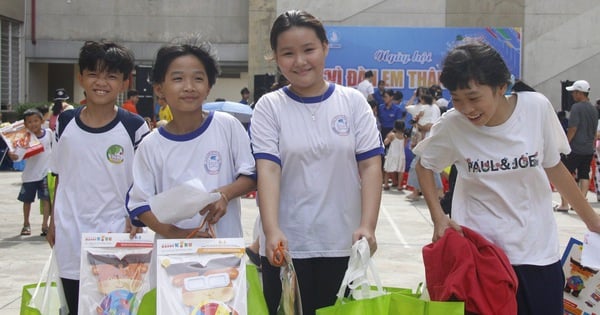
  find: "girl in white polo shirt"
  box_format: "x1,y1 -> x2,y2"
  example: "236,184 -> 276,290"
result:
250,10 -> 384,315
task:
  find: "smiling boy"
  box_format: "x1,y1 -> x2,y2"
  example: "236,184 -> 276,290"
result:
47,40 -> 150,314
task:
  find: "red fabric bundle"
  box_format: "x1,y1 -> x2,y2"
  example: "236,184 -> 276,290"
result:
422,226 -> 518,315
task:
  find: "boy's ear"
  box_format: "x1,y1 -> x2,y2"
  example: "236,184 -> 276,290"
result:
120,78 -> 130,93
154,84 -> 167,101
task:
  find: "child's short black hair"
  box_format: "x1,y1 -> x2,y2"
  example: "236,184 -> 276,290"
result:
23,108 -> 43,120
393,91 -> 403,101
151,36 -> 221,88
439,41 -> 511,92
78,40 -> 135,79
394,119 -> 405,132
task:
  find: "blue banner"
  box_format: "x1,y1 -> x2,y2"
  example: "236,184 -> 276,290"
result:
324,26 -> 521,98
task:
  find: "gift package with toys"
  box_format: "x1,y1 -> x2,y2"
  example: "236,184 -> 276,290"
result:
79,233 -> 153,315
0,120 -> 44,161
561,237 -> 600,314
156,238 -> 246,315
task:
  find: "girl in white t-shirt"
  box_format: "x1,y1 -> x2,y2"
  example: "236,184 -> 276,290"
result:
250,10 -> 383,315
414,41 -> 600,315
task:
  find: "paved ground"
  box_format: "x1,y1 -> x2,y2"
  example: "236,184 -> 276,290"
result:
0,170 -> 594,314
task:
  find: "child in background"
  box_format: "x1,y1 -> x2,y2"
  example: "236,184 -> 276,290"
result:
47,40 -> 150,315
414,41 -> 600,314
8,109 -> 52,236
126,36 -> 256,239
383,119 -> 406,191
157,97 -> 173,122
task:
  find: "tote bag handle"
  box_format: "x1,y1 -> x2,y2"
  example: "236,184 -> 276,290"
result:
336,237 -> 386,302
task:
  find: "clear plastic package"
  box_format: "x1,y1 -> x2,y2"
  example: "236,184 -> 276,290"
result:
156,238 -> 246,314
79,233 -> 153,315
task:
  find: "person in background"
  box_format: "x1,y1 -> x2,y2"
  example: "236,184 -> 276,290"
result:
378,89 -> 404,143
240,87 -> 251,105
556,80 -> 598,212
121,89 -> 139,114
430,84 -> 449,113
382,119 -> 407,191
405,87 -> 443,201
49,88 -> 74,131
356,70 -> 375,101
157,97 -> 173,122
36,105 -> 51,129
250,10 -> 383,315
557,110 -> 569,134
372,80 -> 386,105
47,40 -> 150,315
415,41 -> 600,315
8,109 -> 52,237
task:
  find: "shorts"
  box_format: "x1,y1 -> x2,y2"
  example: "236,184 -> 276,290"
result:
563,152 -> 593,180
18,177 -> 49,203
513,260 -> 564,315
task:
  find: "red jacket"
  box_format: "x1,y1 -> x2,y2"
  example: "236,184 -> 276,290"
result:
422,226 -> 519,315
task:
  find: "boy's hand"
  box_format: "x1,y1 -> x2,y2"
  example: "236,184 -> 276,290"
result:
46,223 -> 55,247
200,193 -> 228,224
126,216 -> 143,238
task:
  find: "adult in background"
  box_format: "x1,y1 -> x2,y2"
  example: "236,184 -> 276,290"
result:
49,88 -> 74,131
372,80 -> 386,105
121,89 -> 139,114
378,89 -> 404,142
356,70 -> 375,101
556,80 -> 598,212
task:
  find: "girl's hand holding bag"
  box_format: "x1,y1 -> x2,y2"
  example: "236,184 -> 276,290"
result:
316,238 -> 464,315
316,237 -> 392,315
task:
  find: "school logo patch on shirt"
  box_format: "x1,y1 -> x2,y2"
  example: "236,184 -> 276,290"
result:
204,151 -> 222,175
106,145 -> 125,164
331,115 -> 350,136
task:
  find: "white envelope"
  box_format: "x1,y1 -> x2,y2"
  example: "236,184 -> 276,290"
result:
581,232 -> 600,269
150,179 -> 221,224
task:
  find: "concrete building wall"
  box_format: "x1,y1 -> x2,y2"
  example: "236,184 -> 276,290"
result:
524,0 -> 600,108
0,0 -> 24,22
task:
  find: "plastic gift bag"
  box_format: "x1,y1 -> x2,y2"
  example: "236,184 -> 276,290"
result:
78,233 -> 154,315
316,238 -> 464,315
274,243 -> 302,315
149,178 -> 221,224
247,264 -> 269,314
316,237 -> 390,315
156,238 -> 247,314
136,264 -> 267,315
20,249 -> 68,315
